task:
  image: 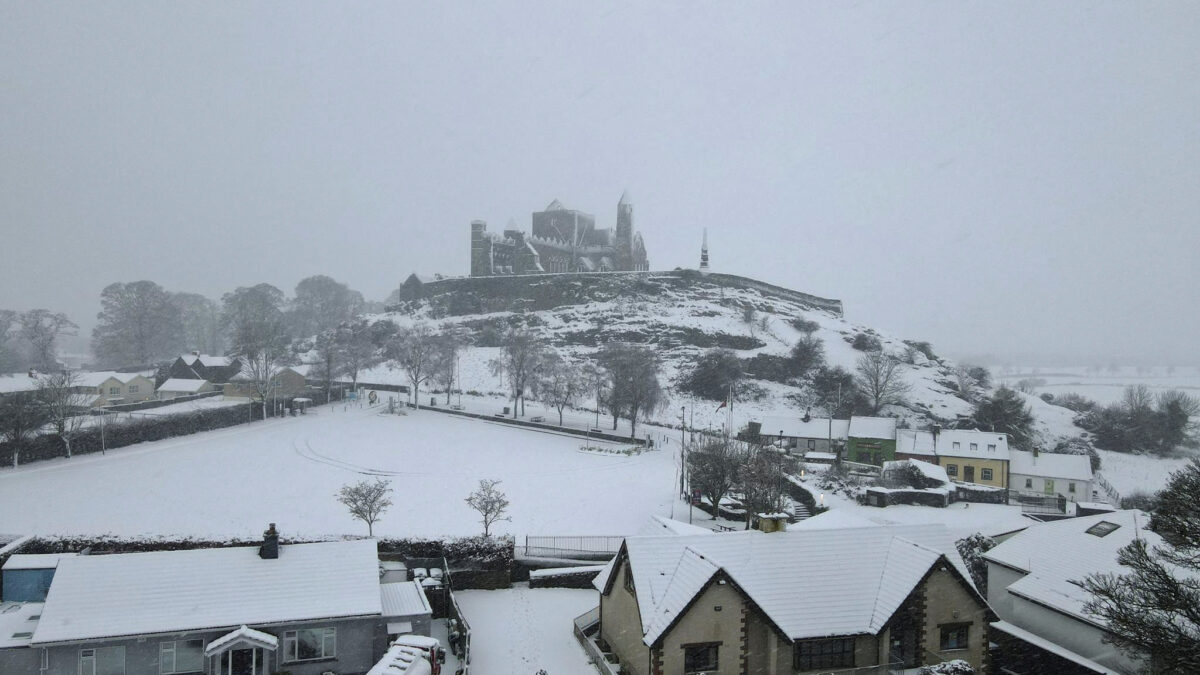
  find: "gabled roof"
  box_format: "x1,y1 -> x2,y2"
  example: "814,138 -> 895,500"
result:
180,354 -> 234,368
204,625 -> 278,655
1009,450 -> 1093,482
598,524 -> 976,645
982,510 -> 1166,624
156,378 -> 210,393
75,371 -> 150,387
619,189 -> 631,206
545,199 -> 565,211
882,459 -> 950,485
32,539 -> 382,645
849,416 -> 897,439
752,416 -> 849,440
936,429 -> 1010,460
2,553 -> 76,570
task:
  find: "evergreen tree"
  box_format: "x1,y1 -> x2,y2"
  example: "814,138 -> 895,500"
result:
1082,460 -> 1200,672
970,386 -> 1035,449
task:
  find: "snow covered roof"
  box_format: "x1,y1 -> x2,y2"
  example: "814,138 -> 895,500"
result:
367,642 -> 433,675
786,509 -> 883,531
935,429 -> 1010,460
31,539 -> 382,645
2,553 -> 76,571
599,523 -> 976,645
882,459 -> 950,485
75,371 -> 149,387
204,624 -> 278,655
380,581 -> 432,618
983,510 -> 1171,624
752,416 -> 849,440
544,198 -> 565,211
0,374 -> 40,394
848,416 -> 897,439
896,429 -> 936,456
619,189 -> 631,206
181,354 -> 234,367
156,378 -> 210,393
1009,450 -> 1093,482
635,515 -> 713,537
0,601 -> 44,648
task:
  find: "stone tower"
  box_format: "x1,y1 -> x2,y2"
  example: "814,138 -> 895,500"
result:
699,228 -> 710,272
470,220 -> 492,277
615,190 -> 633,270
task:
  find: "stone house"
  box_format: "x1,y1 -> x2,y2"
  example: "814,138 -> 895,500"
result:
222,366 -> 309,400
933,429 -> 1010,488
167,353 -> 243,384
0,531 -> 433,675
747,416 -> 849,454
593,522 -> 991,674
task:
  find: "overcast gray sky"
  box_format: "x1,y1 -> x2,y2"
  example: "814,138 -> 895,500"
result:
2,2 -> 1197,365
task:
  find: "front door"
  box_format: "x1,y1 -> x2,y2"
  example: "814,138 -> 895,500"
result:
1045,479 -> 1055,495
217,648 -> 265,675
963,465 -> 975,483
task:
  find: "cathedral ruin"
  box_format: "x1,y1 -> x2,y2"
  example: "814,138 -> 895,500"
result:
470,192 -> 649,276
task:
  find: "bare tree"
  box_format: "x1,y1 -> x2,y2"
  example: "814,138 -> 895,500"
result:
172,292 -> 224,355
0,309 -> 19,373
737,446 -> 798,529
854,350 -> 911,414
535,352 -> 584,425
340,319 -> 384,390
223,284 -> 291,418
19,310 -> 77,371
92,281 -> 185,367
489,325 -> 547,418
688,437 -> 747,519
431,330 -> 466,405
37,371 -> 90,458
311,328 -> 345,403
389,323 -> 438,405
598,344 -> 667,438
288,275 -> 364,338
336,478 -> 393,536
465,478 -> 510,537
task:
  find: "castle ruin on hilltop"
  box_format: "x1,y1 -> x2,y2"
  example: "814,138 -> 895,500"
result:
470,192 -> 649,276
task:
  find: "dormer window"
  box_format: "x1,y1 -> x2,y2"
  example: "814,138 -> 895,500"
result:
970,443 -> 978,453
987,444 -> 996,452
952,442 -> 961,450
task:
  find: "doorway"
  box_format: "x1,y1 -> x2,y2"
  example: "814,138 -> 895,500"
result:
216,648 -> 266,675
963,465 -> 975,483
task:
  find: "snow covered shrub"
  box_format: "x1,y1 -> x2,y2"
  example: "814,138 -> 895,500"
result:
1055,392 -> 1097,413
851,332 -> 882,352
1120,490 -> 1159,512
1052,437 -> 1102,471
790,317 -> 819,334
955,533 -> 996,594
788,335 -> 826,378
904,340 -> 938,362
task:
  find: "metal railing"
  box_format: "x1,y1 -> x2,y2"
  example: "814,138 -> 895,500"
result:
523,535 -> 625,560
447,587 -> 472,675
1096,474 -> 1121,507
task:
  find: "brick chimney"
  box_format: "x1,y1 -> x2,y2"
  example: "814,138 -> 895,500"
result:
259,523 -> 279,559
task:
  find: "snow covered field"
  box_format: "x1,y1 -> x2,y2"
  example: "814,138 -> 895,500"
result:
0,398 -> 682,539
456,584 -> 595,674
996,366 -> 1200,406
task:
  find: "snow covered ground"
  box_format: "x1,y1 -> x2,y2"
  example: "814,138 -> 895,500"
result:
456,584 -> 595,675
0,396 -> 682,539
996,366 -> 1200,406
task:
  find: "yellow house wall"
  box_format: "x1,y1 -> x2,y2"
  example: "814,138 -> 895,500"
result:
938,456 -> 1009,488
658,580 -> 747,675
600,560 -> 650,675
920,566 -> 988,672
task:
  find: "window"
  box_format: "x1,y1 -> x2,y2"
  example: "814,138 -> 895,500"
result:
1086,521 -> 1121,537
1025,478 -> 1032,489
952,442 -> 960,450
987,444 -> 996,452
940,623 -> 970,651
981,468 -> 993,481
284,628 -> 336,662
160,640 -> 204,674
794,638 -> 855,670
80,646 -> 125,675
1069,482 -> 1077,493
128,385 -> 139,393
109,387 -> 120,395
807,439 -> 816,450
624,566 -> 635,596
856,452 -> 870,463
683,643 -> 719,673
970,443 -> 978,453
946,464 -> 958,477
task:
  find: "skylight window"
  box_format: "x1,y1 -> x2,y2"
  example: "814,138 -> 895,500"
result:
1086,521 -> 1120,537
11,632 -> 32,639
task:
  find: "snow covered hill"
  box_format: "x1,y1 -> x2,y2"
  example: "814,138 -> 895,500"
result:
364,271 -> 975,431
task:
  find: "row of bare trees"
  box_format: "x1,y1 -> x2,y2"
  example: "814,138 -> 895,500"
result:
0,309 -> 78,373
385,322 -> 667,438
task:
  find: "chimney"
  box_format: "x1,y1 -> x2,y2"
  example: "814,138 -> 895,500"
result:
1032,446 -> 1039,463
259,523 -> 279,559
192,350 -> 199,356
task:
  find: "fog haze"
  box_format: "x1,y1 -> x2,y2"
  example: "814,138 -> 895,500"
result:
2,2 -> 1198,365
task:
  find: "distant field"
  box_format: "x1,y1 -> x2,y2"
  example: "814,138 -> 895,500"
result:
996,366 -> 1200,406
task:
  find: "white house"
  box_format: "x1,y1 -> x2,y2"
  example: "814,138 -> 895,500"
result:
748,415 -> 850,453
73,371 -> 156,406
1009,448 -> 1095,502
983,510 -> 1170,674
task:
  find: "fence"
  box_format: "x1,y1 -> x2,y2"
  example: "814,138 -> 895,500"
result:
446,586 -> 472,675
418,404 -> 647,446
1013,492 -> 1067,515
522,535 -> 625,560
1096,474 -> 1121,506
